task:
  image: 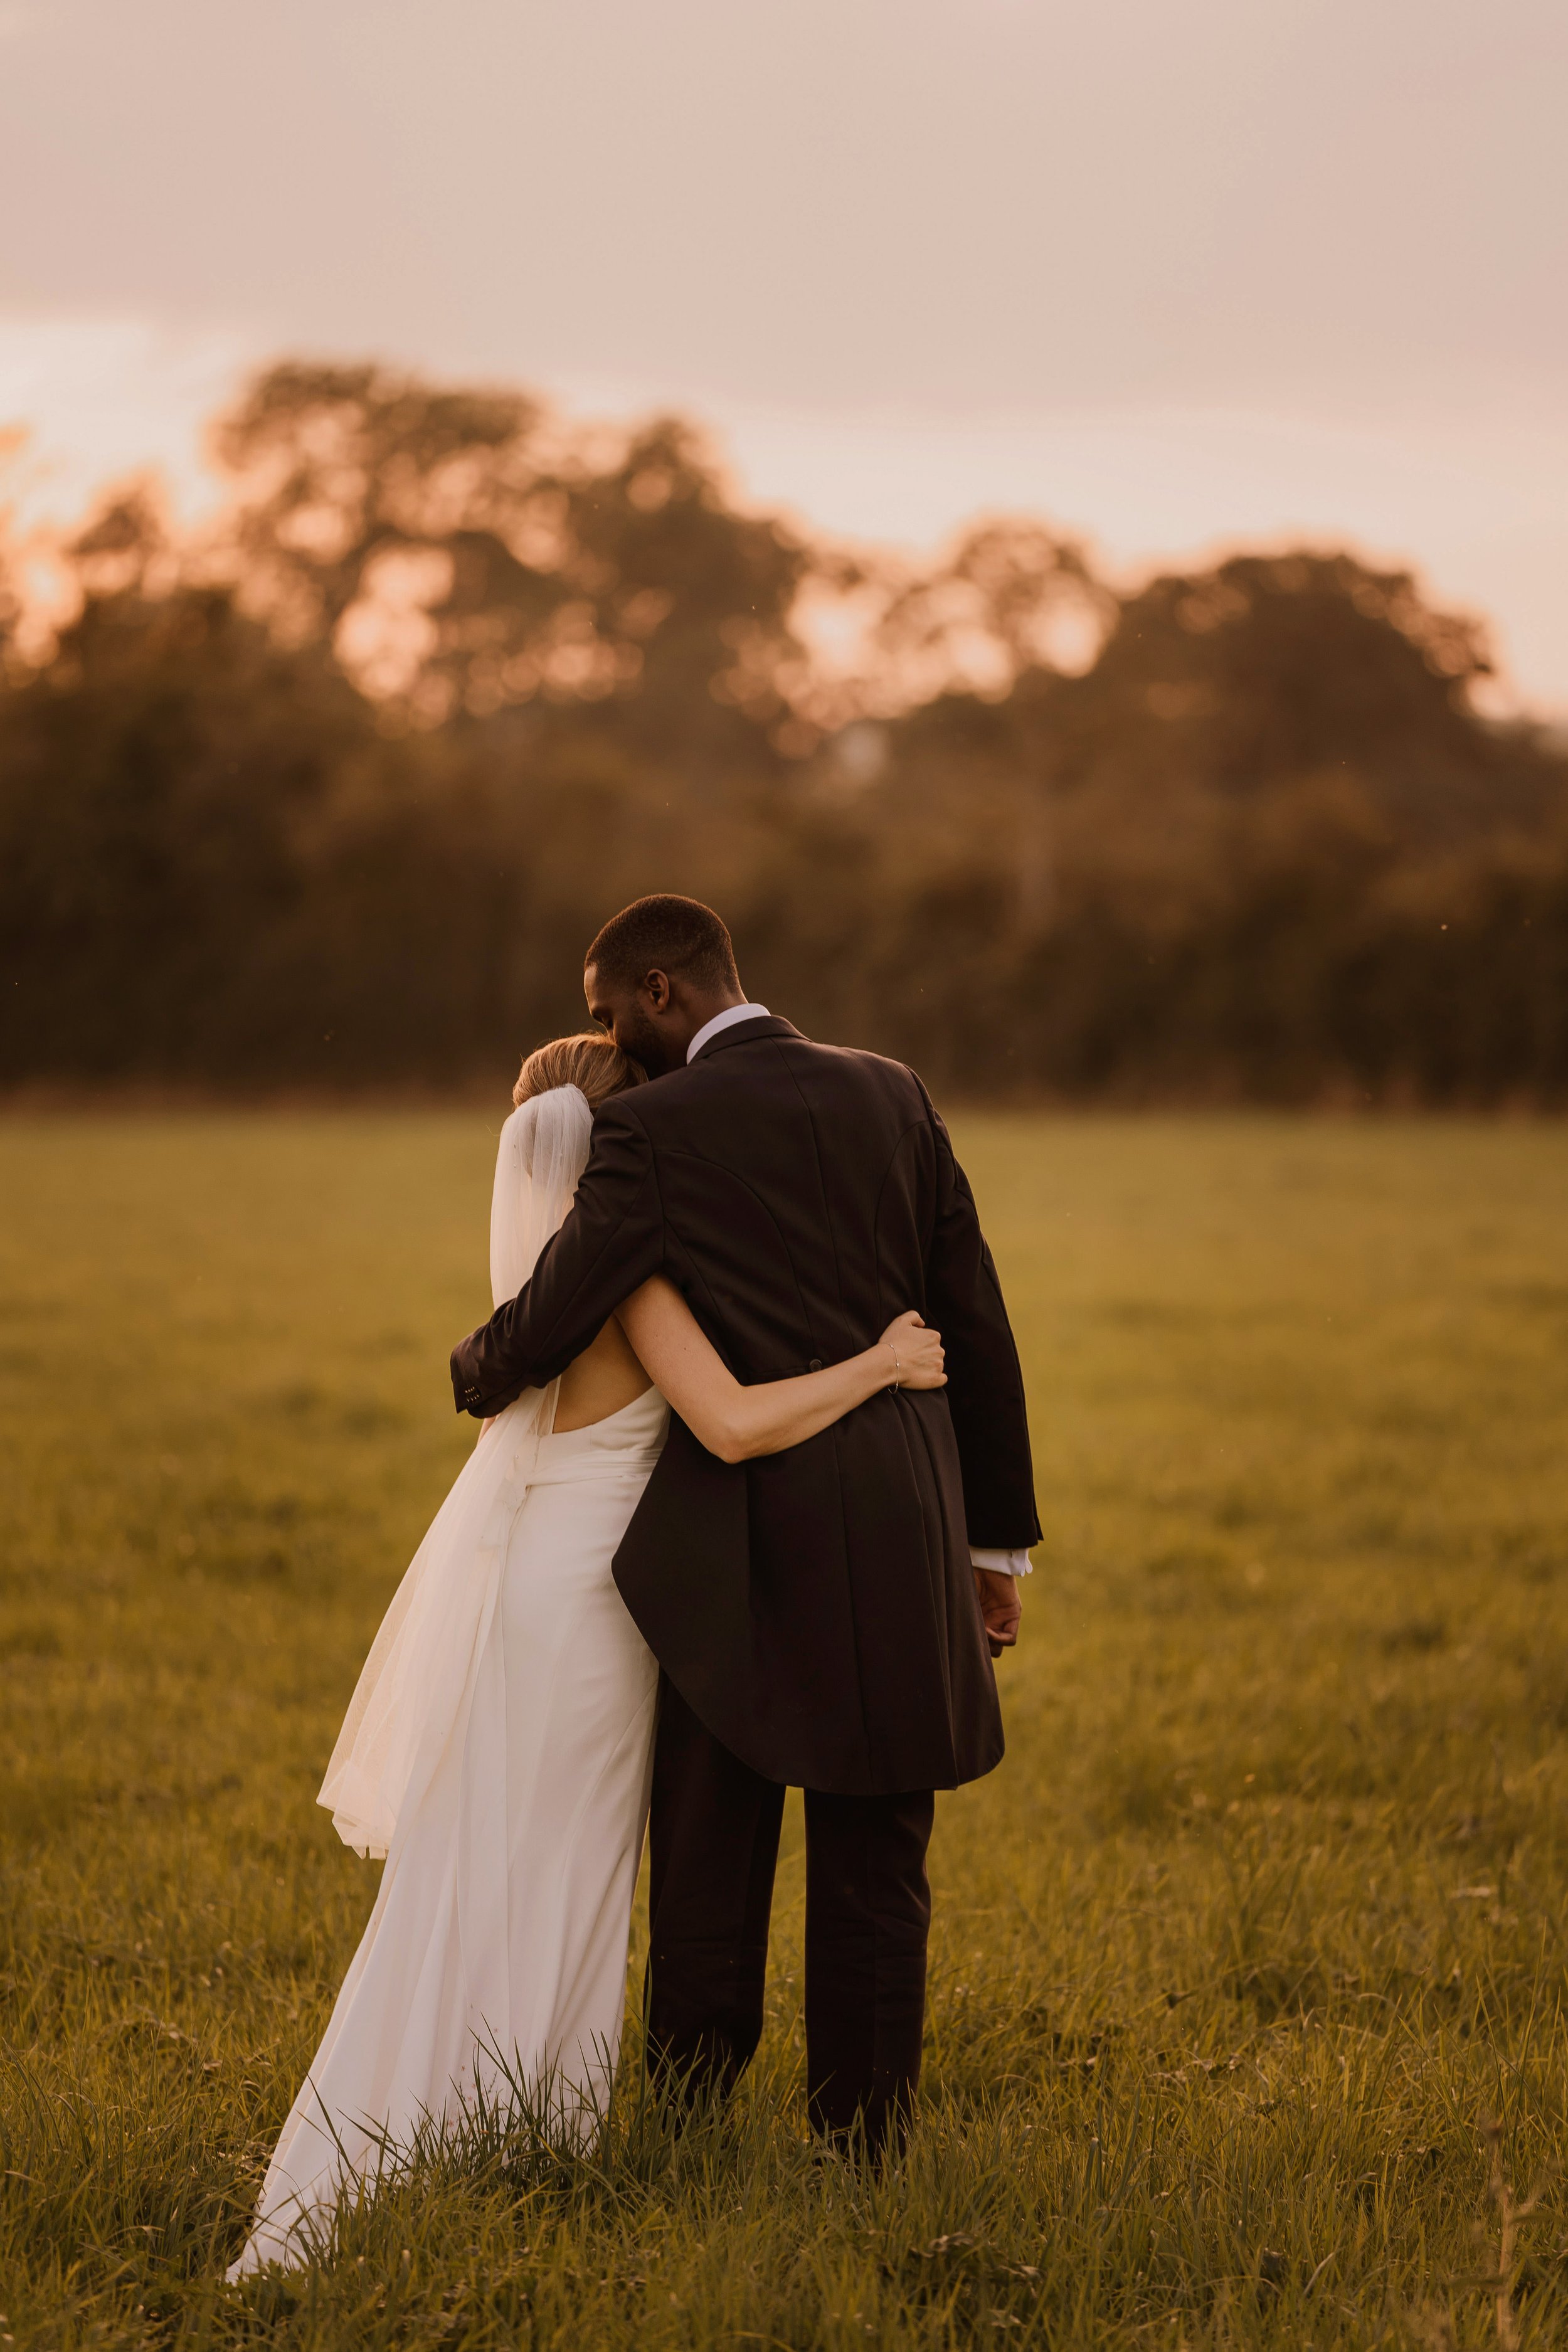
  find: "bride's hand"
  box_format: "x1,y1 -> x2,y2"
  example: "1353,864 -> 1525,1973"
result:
879,1311 -> 945,1389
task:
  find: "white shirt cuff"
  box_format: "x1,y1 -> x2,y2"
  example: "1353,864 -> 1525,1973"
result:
970,1547 -> 1033,1577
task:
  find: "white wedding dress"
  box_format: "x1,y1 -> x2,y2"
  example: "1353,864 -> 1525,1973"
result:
231,1087 -> 667,2275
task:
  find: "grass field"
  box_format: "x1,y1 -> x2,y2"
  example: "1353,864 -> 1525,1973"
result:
4,1110 -> 1568,2349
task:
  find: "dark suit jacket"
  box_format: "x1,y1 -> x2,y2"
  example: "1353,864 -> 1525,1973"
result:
450,1016 -> 1040,1793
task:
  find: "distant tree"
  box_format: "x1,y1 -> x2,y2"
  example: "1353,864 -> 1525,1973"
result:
0,580 -> 380,1080
1067,551 -> 1551,840
867,519 -> 1110,701
788,519 -> 1111,742
211,364 -> 811,763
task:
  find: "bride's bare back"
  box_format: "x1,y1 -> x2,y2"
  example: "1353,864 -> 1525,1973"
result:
552,1317 -> 653,1432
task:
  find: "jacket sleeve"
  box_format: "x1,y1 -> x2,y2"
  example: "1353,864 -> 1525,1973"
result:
919,1090 -> 1042,1551
449,1099 -> 664,1417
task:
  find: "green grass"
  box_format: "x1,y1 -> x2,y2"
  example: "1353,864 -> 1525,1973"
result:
4,1110 -> 1568,2349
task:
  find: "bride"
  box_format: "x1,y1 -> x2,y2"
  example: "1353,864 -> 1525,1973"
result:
230,1030 -> 946,2274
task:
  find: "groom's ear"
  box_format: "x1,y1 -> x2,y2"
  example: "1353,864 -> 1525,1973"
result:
642,967 -> 674,1015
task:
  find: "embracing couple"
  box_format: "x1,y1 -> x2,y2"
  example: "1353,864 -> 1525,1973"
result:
233,895 -> 1038,2274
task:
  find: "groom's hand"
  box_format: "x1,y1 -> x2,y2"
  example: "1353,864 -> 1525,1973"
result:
974,1568 -> 1022,1658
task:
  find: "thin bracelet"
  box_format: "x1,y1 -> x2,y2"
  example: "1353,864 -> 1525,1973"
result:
885,1338 -> 901,1389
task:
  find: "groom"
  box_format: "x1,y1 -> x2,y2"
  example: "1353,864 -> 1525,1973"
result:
450,895 -> 1038,2151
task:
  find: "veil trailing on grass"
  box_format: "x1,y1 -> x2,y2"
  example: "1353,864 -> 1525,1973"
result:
317,1084 -> 595,1858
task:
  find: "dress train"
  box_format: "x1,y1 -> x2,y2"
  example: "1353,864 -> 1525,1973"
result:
231,1386 -> 667,2274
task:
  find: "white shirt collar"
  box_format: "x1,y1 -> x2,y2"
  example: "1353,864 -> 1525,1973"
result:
686,1003 -> 771,1064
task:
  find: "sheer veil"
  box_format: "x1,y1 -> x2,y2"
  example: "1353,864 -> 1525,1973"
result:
318,1086 -> 595,1858
488,1084 -> 595,1309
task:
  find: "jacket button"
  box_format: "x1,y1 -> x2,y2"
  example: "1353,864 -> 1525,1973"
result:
808,1358 -> 824,1372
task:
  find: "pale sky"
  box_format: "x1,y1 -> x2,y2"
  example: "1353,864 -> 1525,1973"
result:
2,0 -> 1565,707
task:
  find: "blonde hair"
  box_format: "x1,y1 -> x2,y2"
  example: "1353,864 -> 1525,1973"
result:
512,1031 -> 644,1111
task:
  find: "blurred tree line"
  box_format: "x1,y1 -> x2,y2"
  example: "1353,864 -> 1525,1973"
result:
2,362 -> 1565,1103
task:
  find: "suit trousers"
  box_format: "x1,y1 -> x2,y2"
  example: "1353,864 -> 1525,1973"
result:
644,1679 -> 935,2152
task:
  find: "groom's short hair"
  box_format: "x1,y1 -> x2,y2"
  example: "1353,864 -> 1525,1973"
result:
586,896 -> 739,993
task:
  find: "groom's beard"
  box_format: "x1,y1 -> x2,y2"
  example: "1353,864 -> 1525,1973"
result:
615,1007 -> 684,1078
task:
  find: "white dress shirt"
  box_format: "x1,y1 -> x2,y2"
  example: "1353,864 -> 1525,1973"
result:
686,1000 -> 1031,1580
970,1545 -> 1033,1579
686,1002 -> 771,1061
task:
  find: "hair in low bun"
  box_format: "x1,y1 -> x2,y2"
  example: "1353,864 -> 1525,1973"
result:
512,1032 -> 644,1111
